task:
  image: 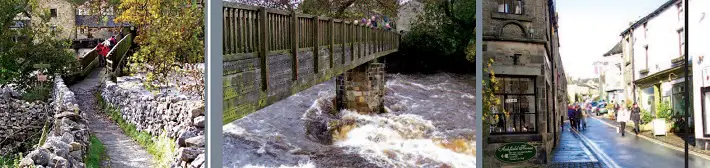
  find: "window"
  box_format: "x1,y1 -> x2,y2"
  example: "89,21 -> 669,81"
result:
679,29 -> 685,56
645,45 -> 649,69
50,9 -> 57,18
677,2 -> 683,22
490,76 -> 537,134
497,0 -> 523,15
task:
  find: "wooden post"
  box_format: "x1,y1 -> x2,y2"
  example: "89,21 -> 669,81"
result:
291,11 -> 298,81
342,22 -> 346,65
329,19 -> 334,68
223,8 -> 228,54
258,7 -> 269,91
348,22 -> 357,64
313,16 -> 320,73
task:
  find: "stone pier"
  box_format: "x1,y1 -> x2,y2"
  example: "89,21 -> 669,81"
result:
335,60 -> 385,114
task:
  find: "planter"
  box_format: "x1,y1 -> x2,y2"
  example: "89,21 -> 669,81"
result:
653,119 -> 667,136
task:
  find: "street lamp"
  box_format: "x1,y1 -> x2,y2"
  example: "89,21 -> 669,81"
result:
683,0 -> 689,167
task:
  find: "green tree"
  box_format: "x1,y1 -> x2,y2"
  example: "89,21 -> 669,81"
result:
299,0 -> 400,19
0,0 -> 75,93
114,0 -> 204,89
396,0 -> 474,72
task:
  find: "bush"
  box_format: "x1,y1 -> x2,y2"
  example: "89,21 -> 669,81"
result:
115,0 -> 204,89
657,101 -> 672,121
641,108 -> 653,124
20,83 -> 52,101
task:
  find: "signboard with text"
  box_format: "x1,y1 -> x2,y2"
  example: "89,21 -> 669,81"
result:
494,142 -> 536,163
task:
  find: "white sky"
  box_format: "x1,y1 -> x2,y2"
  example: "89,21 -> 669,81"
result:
557,0 -> 669,79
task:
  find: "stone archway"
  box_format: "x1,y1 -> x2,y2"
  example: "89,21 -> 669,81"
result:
498,21 -> 528,39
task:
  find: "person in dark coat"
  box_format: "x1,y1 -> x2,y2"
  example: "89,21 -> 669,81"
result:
575,105 -> 583,130
568,104 -> 576,130
631,102 -> 641,134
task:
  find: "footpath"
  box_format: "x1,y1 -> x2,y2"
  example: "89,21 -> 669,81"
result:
548,121 -> 607,168
69,68 -> 154,167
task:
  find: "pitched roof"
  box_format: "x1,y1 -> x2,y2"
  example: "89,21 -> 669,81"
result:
619,0 -> 679,36
603,41 -> 622,56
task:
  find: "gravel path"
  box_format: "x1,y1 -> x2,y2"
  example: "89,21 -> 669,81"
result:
69,68 -> 154,168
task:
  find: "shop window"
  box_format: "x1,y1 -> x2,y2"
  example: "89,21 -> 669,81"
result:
497,0 -> 523,15
490,76 -> 537,134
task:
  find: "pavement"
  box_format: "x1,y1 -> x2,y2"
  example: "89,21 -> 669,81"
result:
69,68 -> 154,168
550,116 -> 710,168
549,122 -> 605,168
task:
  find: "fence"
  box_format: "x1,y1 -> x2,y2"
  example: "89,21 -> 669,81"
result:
223,2 -> 400,90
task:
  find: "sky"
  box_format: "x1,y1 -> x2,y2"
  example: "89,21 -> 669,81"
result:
557,0 -> 669,79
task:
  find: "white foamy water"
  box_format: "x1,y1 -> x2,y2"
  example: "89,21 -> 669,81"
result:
242,162 -> 316,168
334,111 -> 476,168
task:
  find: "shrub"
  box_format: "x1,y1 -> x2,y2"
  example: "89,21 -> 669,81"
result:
657,101 -> 672,121
20,83 -> 52,101
641,108 -> 653,124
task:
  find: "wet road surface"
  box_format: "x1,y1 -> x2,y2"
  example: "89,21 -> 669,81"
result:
574,116 -> 710,168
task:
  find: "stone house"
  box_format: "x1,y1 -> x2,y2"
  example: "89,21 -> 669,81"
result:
620,0 -> 685,118
482,0 -> 566,166
30,0 -> 122,41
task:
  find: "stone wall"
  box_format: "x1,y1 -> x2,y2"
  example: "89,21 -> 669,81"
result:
20,76 -> 91,168
101,75 -> 205,168
0,94 -> 51,156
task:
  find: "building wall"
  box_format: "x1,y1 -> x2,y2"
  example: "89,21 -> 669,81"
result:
483,0 -> 563,166
631,1 -> 683,80
622,34 -> 636,102
691,0 -> 710,145
37,0 -> 75,39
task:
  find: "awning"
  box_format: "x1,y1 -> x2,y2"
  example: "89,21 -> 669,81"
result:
634,64 -> 691,87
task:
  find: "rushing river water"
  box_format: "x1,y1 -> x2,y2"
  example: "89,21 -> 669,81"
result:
223,73 -> 475,168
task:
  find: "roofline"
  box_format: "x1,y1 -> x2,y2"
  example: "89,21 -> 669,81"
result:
619,0 -> 679,36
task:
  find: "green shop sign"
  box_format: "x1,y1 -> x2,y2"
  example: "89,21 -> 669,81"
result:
494,142 -> 536,163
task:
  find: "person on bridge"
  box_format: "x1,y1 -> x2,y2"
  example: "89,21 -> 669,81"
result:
617,105 -> 631,136
631,102 -> 641,135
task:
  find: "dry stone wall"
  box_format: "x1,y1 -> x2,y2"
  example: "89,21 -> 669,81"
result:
0,94 -> 51,156
19,76 -> 91,168
101,74 -> 205,168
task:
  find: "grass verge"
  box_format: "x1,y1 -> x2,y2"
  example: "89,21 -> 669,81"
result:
85,135 -> 107,168
95,92 -> 176,168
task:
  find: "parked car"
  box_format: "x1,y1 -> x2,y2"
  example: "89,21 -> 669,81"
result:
593,103 -> 608,114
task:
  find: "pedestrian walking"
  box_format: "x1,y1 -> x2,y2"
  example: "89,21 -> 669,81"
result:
631,102 -> 641,135
575,105 -> 583,130
567,104 -> 575,128
617,105 -> 631,136
568,104 -> 576,130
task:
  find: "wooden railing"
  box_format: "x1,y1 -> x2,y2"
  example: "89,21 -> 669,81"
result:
223,2 -> 400,90
106,33 -> 133,80
222,2 -> 400,123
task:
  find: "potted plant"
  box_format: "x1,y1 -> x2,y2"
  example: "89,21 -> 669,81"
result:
653,101 -> 672,136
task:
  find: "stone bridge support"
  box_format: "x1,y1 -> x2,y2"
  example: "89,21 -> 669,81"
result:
335,60 -> 385,114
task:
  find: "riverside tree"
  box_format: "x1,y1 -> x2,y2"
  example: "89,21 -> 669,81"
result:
114,0 -> 204,90
0,0 -> 75,94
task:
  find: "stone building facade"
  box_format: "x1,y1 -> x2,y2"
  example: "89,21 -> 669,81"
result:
482,0 -> 566,167
37,0 -> 76,39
